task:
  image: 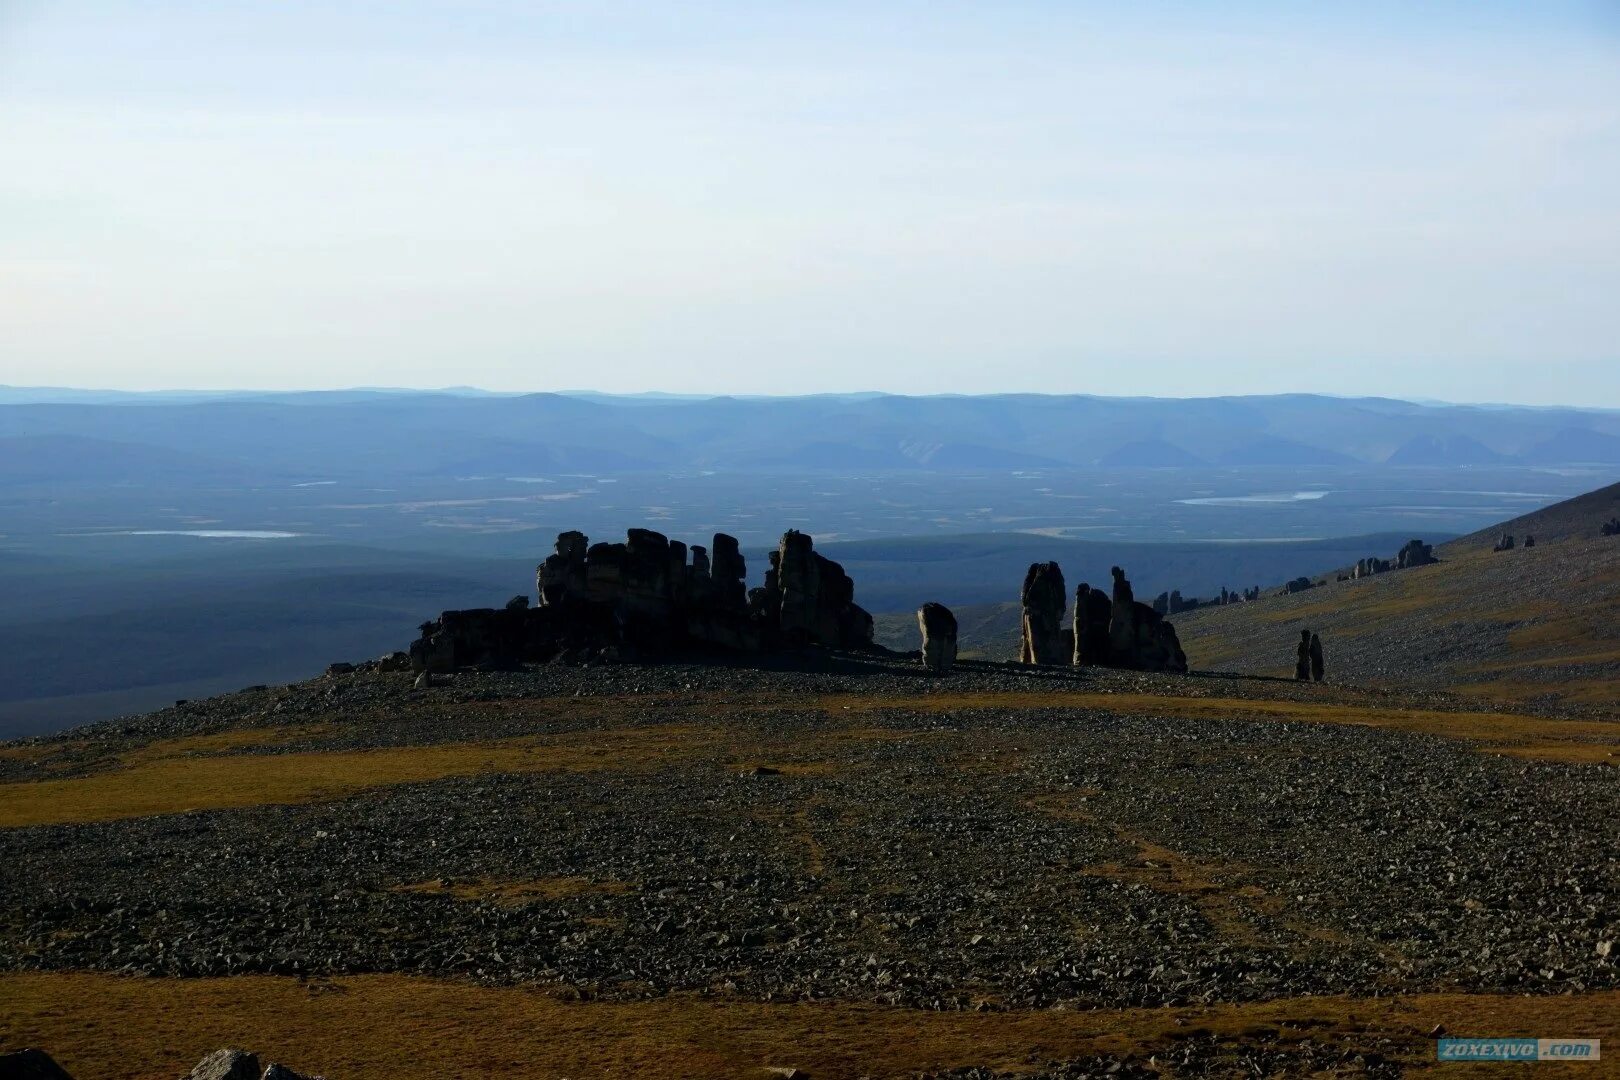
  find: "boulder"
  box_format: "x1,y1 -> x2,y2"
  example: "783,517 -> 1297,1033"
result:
261,1067 -> 313,1080
1494,533 -> 1515,552
917,602 -> 958,674
1019,562 -> 1067,665
185,1050 -> 260,1080
0,1049 -> 75,1080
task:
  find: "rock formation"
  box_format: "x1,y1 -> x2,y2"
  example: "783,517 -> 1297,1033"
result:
776,530 -> 824,644
413,527 -> 872,671
536,530 -> 589,606
187,1050 -> 262,1080
1018,562 -> 1067,665
1524,534 -> 1535,548
1494,534 -> 1516,552
1069,569 -> 1186,672
917,602 -> 958,674
1105,566 -> 1187,672
1153,584 -> 1258,614
1309,632 -> 1325,682
1072,583 -> 1112,665
1397,539 -> 1436,568
711,533 -> 749,610
1296,630 -> 1313,681
1351,538 -> 1437,579
3,1047 -> 316,1080
0,1049 -> 74,1080
1603,517 -> 1620,537
1283,576 -> 1316,594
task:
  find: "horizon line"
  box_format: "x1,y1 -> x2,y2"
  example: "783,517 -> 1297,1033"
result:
5,384 -> 1620,414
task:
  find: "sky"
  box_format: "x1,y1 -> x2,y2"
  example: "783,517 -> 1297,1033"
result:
2,2 -> 1618,404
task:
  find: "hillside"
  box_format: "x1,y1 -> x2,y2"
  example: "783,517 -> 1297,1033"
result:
2,659 -> 1617,1077
1175,480 -> 1620,706
1444,477 -> 1620,550
3,485 -> 1618,1077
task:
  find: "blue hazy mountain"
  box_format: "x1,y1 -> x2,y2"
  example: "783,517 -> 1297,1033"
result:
1385,434 -> 1508,465
1516,427 -> 1620,464
2,391 -> 1616,481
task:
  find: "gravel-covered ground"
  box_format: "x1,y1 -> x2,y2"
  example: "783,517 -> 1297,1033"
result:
4,658 -> 1616,1029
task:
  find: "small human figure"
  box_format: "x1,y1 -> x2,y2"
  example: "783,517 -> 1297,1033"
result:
1295,629 -> 1312,681
1309,632 -> 1325,682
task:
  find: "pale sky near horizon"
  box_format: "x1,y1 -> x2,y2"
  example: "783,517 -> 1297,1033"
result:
2,2 -> 1618,405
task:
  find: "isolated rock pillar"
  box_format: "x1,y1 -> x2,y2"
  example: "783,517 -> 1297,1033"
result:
917,602 -> 958,674
1019,562 -> 1067,665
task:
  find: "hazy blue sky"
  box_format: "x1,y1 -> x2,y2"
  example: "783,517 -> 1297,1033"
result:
3,2 -> 1618,403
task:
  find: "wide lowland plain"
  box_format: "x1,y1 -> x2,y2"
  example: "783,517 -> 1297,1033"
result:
4,391 -> 1618,734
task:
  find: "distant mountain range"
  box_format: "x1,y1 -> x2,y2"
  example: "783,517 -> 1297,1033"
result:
3,390 -> 1620,483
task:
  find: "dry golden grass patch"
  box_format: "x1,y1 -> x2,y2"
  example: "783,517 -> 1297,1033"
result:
3,972 -> 1616,1080
1454,679 -> 1620,712
0,720 -> 934,829
0,725 -> 716,829
0,740 -> 96,774
390,876 -> 637,904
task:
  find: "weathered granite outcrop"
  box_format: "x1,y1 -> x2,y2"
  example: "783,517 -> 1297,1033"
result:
1353,557 -> 1390,579
1018,562 -> 1067,665
1152,584 -> 1259,615
1349,538 -> 1436,580
754,529 -> 874,650
1397,538 -> 1436,568
1494,533 -> 1516,552
187,1050 -> 263,1080
1106,566 -> 1188,673
1072,583 -> 1113,665
413,527 -> 872,670
0,1048 -> 75,1080
917,602 -> 958,674
1057,567 -> 1186,673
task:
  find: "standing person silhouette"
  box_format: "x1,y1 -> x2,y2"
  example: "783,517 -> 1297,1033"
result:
1296,629 -> 1312,681
1309,632 -> 1325,682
